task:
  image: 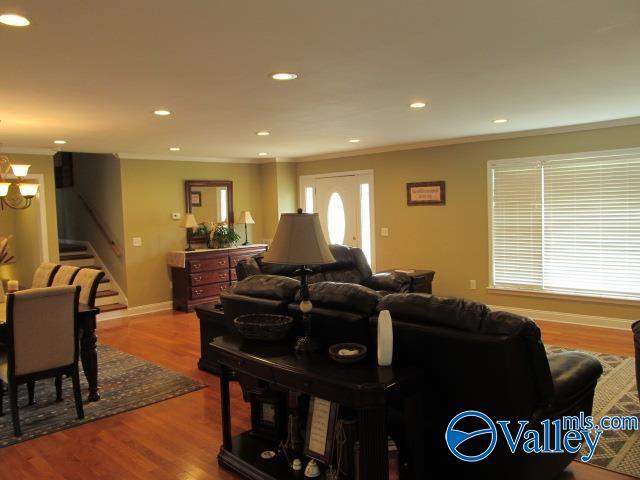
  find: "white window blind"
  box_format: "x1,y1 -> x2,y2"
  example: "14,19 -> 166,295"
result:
489,151 -> 640,301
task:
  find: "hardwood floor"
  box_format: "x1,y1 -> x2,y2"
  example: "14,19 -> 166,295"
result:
0,310 -> 635,479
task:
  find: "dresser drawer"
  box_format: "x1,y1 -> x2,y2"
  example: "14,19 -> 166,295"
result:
230,269 -> 237,281
190,270 -> 230,286
191,282 -> 229,299
188,257 -> 229,272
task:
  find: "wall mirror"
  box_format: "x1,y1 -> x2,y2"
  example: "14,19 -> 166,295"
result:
184,180 -> 234,242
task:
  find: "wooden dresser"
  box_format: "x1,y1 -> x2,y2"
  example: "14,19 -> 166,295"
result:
168,244 -> 267,312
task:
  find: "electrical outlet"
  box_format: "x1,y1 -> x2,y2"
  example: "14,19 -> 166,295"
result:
470,280 -> 477,290
171,212 -> 181,220
380,227 -> 389,237
132,237 -> 142,247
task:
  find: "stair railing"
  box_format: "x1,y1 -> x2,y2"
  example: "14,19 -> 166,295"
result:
77,193 -> 123,258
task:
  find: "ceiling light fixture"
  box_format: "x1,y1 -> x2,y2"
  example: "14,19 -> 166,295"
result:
493,118 -> 508,124
53,140 -> 67,145
410,102 -> 427,109
0,14 -> 30,27
271,72 -> 298,81
348,139 -> 361,143
169,147 -> 181,152
153,109 -> 171,116
256,131 -> 270,136
258,152 -> 268,156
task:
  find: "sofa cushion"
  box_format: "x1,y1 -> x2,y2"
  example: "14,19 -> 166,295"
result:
231,274 -> 300,301
377,293 -> 489,332
296,281 -> 382,315
547,352 -> 603,406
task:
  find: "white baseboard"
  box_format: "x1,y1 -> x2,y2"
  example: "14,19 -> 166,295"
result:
97,301 -> 173,321
489,305 -> 635,331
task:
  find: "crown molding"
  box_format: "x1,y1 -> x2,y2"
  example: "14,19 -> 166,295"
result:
0,147 -> 57,155
117,152 -> 263,164
294,116 -> 640,163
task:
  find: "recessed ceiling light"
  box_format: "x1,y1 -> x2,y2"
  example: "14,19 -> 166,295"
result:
271,73 -> 298,81
53,140 -> 67,145
153,109 -> 171,116
493,118 -> 508,124
169,147 -> 181,151
410,102 -> 427,109
258,152 -> 268,156
348,139 -> 361,143
0,14 -> 30,27
256,131 -> 270,136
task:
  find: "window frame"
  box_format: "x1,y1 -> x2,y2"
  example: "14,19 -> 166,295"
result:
487,147 -> 640,304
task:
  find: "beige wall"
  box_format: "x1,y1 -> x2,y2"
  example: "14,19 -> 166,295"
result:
260,162 -> 299,241
297,124 -> 640,320
120,158 -> 264,307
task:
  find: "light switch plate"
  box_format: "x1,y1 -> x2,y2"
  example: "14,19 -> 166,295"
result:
171,212 -> 181,220
132,237 -> 142,247
380,227 -> 389,237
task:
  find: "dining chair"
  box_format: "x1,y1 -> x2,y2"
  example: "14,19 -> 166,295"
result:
51,265 -> 80,286
0,286 -> 84,436
31,262 -> 60,288
72,268 -> 105,308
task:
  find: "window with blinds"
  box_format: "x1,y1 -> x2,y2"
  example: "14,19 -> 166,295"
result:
489,150 -> 640,301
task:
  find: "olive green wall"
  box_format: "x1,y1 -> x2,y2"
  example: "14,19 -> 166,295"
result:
297,124 -> 640,320
260,162 -> 299,241
0,205 -> 17,282
120,158 -> 265,307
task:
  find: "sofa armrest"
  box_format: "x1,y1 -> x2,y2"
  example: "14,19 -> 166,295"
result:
235,257 -> 262,281
365,272 -> 411,293
548,352 -> 603,407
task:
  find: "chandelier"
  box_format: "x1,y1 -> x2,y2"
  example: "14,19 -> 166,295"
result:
0,155 -> 39,210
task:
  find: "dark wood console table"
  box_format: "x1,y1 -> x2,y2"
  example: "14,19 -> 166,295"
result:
212,335 -> 425,480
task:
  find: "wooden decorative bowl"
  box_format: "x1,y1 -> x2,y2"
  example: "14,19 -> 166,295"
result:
328,343 -> 368,364
233,314 -> 294,342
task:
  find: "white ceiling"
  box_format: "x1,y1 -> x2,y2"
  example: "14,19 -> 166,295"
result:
0,0 -> 639,160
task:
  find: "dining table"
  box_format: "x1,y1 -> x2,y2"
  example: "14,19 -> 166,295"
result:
0,301 -> 102,401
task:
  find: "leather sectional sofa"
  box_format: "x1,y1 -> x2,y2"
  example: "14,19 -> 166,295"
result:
235,243 -> 413,294
204,275 -> 603,480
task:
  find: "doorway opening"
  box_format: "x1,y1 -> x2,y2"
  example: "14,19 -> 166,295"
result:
299,170 -> 375,269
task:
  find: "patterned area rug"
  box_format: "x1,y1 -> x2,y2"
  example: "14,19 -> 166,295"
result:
547,346 -> 640,478
0,344 -> 205,447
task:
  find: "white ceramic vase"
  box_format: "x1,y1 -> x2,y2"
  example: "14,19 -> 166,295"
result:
377,309 -> 393,366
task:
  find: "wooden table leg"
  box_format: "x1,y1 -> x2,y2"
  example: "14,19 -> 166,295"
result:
404,391 -> 425,479
358,406 -> 389,480
220,363 -> 232,450
80,313 -> 100,401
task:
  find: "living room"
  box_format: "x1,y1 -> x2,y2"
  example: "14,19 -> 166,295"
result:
0,1 -> 638,479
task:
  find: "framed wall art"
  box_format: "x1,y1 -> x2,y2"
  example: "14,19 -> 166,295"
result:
406,181 -> 446,206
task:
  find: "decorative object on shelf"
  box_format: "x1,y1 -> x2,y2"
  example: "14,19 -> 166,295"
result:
326,418 -> 348,480
234,314 -> 294,341
284,392 -> 304,453
209,222 -> 240,249
237,210 -> 255,245
377,309 -> 393,366
407,180 -> 446,206
249,389 -> 288,442
0,154 -> 39,210
259,450 -> 276,460
328,343 -> 367,364
292,458 -> 303,472
304,396 -> 339,465
190,191 -> 202,207
263,209 -> 336,354
304,459 -> 321,478
180,213 -> 198,251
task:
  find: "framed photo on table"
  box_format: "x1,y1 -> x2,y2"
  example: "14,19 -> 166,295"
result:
304,396 -> 339,464
407,181 -> 446,206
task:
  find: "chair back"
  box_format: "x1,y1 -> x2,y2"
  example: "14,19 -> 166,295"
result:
72,268 -> 105,307
31,262 -> 60,288
51,265 -> 80,286
6,286 -> 79,377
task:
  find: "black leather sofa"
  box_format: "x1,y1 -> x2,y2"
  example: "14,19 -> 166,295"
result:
634,320 -> 640,400
212,277 -> 603,479
235,243 -> 412,294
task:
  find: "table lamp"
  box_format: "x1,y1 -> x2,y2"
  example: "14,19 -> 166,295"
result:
180,213 -> 199,251
263,209 -> 335,353
237,210 -> 255,245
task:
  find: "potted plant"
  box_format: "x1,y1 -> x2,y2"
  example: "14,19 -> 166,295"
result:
208,222 -> 240,249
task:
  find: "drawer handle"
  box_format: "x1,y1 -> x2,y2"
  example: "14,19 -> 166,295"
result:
219,273 -> 227,279
194,276 -> 202,282
218,260 -> 226,266
192,263 -> 201,270
220,284 -> 228,291
195,289 -> 203,295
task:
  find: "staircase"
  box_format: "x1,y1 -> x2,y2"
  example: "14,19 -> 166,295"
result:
59,242 -> 127,313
